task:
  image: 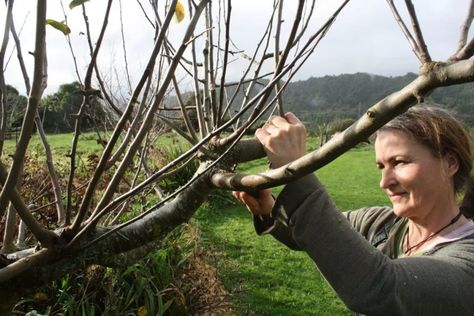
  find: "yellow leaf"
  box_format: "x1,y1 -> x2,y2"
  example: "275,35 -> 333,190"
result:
34,292 -> 48,302
137,305 -> 147,316
166,1 -> 185,23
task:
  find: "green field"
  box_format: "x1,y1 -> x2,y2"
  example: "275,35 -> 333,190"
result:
194,144 -> 391,315
3,131 -> 187,157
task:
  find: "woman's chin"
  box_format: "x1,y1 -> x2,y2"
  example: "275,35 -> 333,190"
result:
391,205 -> 413,218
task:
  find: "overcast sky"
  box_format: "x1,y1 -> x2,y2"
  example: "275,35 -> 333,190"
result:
1,0 -> 471,95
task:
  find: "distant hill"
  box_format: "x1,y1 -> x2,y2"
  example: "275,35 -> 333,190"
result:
282,72 -> 474,127
164,72 -> 474,130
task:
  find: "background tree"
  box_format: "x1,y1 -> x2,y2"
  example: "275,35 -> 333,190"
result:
40,81 -> 108,133
41,81 -> 83,133
5,84 -> 27,133
0,0 -> 474,313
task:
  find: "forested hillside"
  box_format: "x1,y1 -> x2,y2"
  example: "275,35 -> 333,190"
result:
283,72 -> 474,127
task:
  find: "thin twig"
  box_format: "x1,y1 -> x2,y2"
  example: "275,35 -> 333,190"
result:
60,0 -> 83,86
244,0 -> 305,124
274,0 -> 284,116
136,0 -> 155,28
188,0 -> 207,138
0,0 -> 14,156
385,0 -> 422,62
172,76 -> 199,140
404,0 -> 431,63
204,2 -> 217,128
233,2 -> 277,128
10,6 -> 66,225
0,0 -> 47,220
449,0 -> 474,61
118,0 -> 133,93
217,0 -> 231,126
66,0 -> 114,224
221,0 -> 350,147
458,0 -> 474,49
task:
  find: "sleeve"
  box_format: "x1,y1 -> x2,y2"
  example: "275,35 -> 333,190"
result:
265,173 -> 474,315
253,173 -> 322,250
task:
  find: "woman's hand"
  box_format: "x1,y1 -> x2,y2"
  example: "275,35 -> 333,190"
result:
255,112 -> 306,168
232,189 -> 274,216
233,113 -> 305,216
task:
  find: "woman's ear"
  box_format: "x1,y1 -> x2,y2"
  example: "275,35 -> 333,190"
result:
444,151 -> 460,177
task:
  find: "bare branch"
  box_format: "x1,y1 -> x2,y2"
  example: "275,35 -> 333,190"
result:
136,0 -> 155,28
233,3 -> 278,128
66,0 -> 114,223
385,0 -> 422,62
69,0 -> 182,233
274,0 -> 284,116
0,248 -> 49,283
0,0 -> 14,155
204,2 -> 218,128
59,0 -> 83,86
118,0 -> 133,93
188,1 -> 208,138
222,0 -> 350,147
0,0 -> 47,220
458,0 -> 474,49
404,0 -> 431,63
216,0 -> 231,126
450,0 -> 474,61
2,204 -> 17,253
171,76 -> 198,140
451,38 -> 474,61
35,116 -> 66,225
9,9 -> 66,226
156,114 -> 198,146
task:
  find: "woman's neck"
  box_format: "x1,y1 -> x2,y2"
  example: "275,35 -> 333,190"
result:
406,204 -> 468,254
408,194 -> 461,237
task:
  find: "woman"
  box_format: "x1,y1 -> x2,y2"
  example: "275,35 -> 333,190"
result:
233,106 -> 474,315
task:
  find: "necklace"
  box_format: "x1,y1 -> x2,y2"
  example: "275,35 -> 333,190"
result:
404,210 -> 463,255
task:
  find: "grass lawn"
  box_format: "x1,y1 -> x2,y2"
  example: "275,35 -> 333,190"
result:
2,131 -> 188,163
194,143 -> 391,315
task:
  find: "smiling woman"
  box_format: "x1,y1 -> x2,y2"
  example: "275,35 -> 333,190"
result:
376,107 -> 474,256
234,104 -> 474,315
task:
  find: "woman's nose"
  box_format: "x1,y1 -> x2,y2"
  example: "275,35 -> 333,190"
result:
379,168 -> 396,189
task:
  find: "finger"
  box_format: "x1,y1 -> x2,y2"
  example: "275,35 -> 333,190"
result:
284,112 -> 302,125
269,115 -> 291,128
240,193 -> 262,213
255,127 -> 270,144
265,124 -> 281,136
232,191 -> 242,202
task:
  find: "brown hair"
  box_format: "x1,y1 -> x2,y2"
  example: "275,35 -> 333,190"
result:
377,105 -> 474,218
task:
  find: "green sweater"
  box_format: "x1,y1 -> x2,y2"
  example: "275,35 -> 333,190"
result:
255,174 -> 474,315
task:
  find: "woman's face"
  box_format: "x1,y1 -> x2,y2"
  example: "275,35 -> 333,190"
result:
374,130 -> 458,220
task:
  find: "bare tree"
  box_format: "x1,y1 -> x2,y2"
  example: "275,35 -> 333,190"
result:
0,0 -> 474,313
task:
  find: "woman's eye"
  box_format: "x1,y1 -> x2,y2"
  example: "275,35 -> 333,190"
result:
394,160 -> 406,166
